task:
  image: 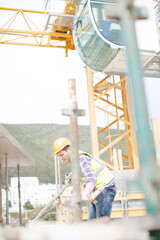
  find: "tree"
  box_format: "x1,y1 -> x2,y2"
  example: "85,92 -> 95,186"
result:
23,200 -> 33,210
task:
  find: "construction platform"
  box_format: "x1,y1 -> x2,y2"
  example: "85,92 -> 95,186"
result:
103,49 -> 160,78
57,170 -> 146,222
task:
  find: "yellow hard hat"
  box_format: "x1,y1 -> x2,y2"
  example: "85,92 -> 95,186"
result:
53,137 -> 71,155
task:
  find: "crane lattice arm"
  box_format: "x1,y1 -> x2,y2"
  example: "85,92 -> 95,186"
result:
0,2 -> 76,56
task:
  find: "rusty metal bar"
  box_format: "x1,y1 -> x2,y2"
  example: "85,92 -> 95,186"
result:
54,155 -> 58,194
17,164 -> 22,226
62,79 -> 85,222
68,78 -> 82,222
5,154 -> 9,224
57,157 -> 62,190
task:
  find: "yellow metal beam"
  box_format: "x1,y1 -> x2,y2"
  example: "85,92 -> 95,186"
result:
86,69 -> 139,170
86,67 -> 99,158
0,41 -> 72,49
0,5 -> 75,54
0,6 -> 51,14
0,28 -> 72,38
99,130 -> 131,155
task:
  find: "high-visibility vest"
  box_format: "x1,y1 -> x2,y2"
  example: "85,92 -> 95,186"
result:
80,151 -> 114,189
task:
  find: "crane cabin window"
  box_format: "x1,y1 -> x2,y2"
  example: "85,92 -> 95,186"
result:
89,0 -> 123,46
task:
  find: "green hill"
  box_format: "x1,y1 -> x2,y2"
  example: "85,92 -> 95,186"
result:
3,124 -> 91,184
3,124 -> 125,184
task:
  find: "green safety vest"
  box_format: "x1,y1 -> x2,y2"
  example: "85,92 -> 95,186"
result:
80,151 -> 114,189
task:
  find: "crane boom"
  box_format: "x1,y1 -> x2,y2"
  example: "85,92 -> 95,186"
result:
0,3 -> 76,56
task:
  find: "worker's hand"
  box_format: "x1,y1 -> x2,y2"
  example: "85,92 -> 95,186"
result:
81,192 -> 91,201
65,172 -> 72,183
67,172 -> 72,179
65,172 -> 72,186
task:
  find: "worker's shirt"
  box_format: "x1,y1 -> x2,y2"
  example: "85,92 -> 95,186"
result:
79,154 -> 116,189
79,154 -> 97,188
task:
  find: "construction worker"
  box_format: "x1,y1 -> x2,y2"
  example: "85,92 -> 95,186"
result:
53,137 -> 116,220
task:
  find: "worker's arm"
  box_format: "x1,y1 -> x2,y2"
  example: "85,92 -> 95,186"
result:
79,154 -> 96,200
81,182 -> 95,201
84,182 -> 95,195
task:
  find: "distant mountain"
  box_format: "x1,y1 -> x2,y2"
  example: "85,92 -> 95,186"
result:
3,124 -> 125,184
3,124 -> 91,184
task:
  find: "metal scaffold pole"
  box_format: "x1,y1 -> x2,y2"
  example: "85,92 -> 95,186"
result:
62,78 -> 85,222
69,79 -> 82,222
5,154 -> 9,225
154,0 -> 160,49
107,0 -> 160,214
17,164 -> 22,226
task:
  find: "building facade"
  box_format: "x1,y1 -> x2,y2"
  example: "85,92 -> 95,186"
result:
9,177 -> 57,209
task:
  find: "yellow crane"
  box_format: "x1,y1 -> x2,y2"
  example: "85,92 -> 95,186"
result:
0,0 -> 159,174
0,2 -> 76,56
0,0 -> 136,169
0,0 -> 160,221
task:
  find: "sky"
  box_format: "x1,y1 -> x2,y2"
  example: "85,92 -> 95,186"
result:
0,0 -> 160,127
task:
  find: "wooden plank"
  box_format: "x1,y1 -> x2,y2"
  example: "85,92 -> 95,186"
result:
121,76 -> 133,168
152,118 -> 160,166
118,149 -> 123,170
124,76 -> 139,169
113,148 -> 119,170
86,67 -> 99,158
111,208 -> 146,218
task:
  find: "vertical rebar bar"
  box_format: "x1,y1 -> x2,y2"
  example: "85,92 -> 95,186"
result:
68,78 -> 82,222
54,155 -> 59,221
17,164 -> 22,225
5,154 -> 9,224
57,158 -> 62,190
54,156 -> 58,193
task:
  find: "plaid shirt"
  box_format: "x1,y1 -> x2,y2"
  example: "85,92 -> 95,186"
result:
79,154 -> 115,189
79,154 -> 97,187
